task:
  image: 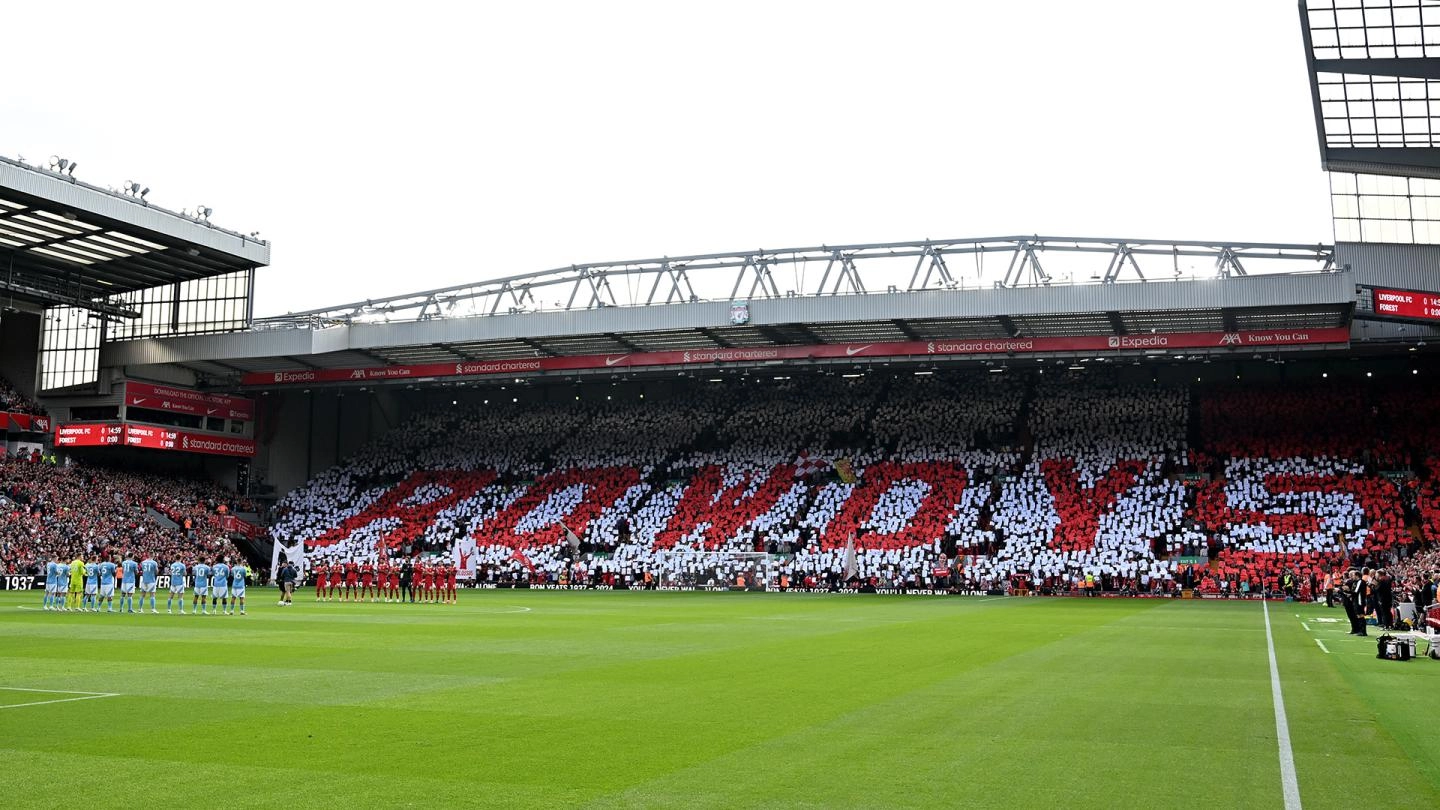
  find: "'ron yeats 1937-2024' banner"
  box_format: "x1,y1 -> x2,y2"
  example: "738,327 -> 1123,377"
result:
240,327 -> 1352,386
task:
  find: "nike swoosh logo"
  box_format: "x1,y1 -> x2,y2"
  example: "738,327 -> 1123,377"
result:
207,408 -> 218,415
130,398 -> 145,405
605,356 -> 629,366
845,345 -> 873,356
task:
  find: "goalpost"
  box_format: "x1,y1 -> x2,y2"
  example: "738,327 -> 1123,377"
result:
651,551 -> 776,591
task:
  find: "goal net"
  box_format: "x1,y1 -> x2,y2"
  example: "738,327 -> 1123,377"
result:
652,551 -> 775,591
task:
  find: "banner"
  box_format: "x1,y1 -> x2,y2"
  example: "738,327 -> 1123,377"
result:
454,536 -> 479,580
272,540 -> 305,585
124,425 -> 257,457
1,575 -> 41,590
3,413 -> 50,433
124,381 -> 255,421
218,515 -> 263,538
55,422 -> 256,457
239,327 -> 1353,387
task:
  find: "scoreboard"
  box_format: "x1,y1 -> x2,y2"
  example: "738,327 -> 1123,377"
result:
1372,287 -> 1440,321
53,422 -> 256,457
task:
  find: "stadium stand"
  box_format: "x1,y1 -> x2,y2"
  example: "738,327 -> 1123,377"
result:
0,374 -> 44,415
267,371 -> 1440,594
0,454 -> 252,576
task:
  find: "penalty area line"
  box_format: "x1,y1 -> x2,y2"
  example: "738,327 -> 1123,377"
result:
1262,599 -> 1304,810
1314,638 -> 1330,654
0,688 -> 120,710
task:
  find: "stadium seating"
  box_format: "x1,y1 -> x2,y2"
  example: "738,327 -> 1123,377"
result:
25,370 -> 1430,595
0,374 -> 44,415
0,454 -> 250,576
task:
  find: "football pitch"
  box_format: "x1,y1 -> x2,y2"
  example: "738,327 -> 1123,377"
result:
1,590 -> 1435,809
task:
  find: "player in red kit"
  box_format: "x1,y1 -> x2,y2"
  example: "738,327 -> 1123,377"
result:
343,559 -> 359,602
388,561 -> 400,601
315,563 -> 328,602
360,560 -> 375,602
446,563 -> 458,605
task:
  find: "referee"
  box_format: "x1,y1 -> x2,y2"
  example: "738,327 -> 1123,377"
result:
399,558 -> 414,603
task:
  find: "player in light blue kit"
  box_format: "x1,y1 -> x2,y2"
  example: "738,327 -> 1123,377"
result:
229,562 -> 249,615
167,558 -> 188,614
191,559 -> 211,615
210,558 -> 231,615
98,557 -> 117,612
43,558 -> 57,610
54,559 -> 70,611
139,556 -> 160,613
83,558 -> 99,612
119,554 -> 139,614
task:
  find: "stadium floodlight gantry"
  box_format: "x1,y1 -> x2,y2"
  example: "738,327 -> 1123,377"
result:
1300,0 -> 1440,244
0,155 -> 268,318
253,236 -> 1337,329
0,155 -> 270,390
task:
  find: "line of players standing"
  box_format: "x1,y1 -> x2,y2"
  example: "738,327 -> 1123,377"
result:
42,554 -> 250,615
313,559 -> 458,604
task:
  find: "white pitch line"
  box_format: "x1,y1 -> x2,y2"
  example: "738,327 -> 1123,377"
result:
0,687 -> 114,695
1302,623 -> 1311,632
1314,639 -> 1330,654
0,688 -> 119,710
1262,599 -> 1304,810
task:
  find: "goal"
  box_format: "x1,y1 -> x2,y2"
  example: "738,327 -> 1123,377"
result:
652,551 -> 775,591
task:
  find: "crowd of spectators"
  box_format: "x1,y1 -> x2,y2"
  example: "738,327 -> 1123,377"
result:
967,380 -> 1190,592
257,372 -> 1440,596
0,374 -> 43,415
0,453 -> 250,577
1386,545 -> 1440,608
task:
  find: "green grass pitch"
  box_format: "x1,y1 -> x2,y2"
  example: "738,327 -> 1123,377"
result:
1,589 -> 1436,808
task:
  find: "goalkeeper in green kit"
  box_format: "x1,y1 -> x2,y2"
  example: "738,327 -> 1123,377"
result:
67,554 -> 85,611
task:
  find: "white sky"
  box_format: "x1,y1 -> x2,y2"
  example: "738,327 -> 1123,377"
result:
5,0 -> 1333,317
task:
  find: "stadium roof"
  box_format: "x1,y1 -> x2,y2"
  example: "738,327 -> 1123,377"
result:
0,155 -> 269,317
1300,0 -> 1440,177
255,236 -> 1336,326
101,268 -> 1359,386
